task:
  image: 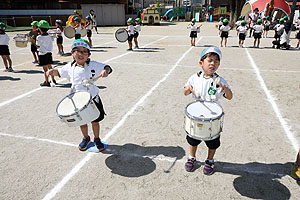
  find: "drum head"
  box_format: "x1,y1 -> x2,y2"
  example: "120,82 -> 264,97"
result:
81,28 -> 87,37
115,28 -> 128,43
57,91 -> 91,116
186,101 -> 223,120
64,26 -> 75,39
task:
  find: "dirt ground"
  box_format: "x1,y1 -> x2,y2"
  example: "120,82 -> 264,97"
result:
0,22 -> 299,200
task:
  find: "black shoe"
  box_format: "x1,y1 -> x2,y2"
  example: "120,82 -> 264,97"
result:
52,79 -> 57,84
7,67 -> 14,72
127,48 -> 133,51
40,81 -> 50,87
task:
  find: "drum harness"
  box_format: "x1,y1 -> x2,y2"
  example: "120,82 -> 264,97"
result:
67,59 -> 99,121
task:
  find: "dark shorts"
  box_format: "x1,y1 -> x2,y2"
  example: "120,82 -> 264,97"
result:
133,32 -> 139,38
186,135 -> 221,150
75,34 -> 81,39
274,32 -> 280,39
254,32 -> 262,39
39,53 -> 53,66
190,31 -> 197,38
128,34 -> 134,42
56,35 -> 63,44
31,43 -> 37,52
296,32 -> 300,39
0,45 -> 10,55
87,29 -> 92,38
92,95 -> 106,122
239,33 -> 246,40
264,26 -> 270,31
220,31 -> 228,38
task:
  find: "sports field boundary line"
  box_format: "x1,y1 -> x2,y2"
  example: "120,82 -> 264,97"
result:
41,36 -> 203,200
245,48 -> 299,152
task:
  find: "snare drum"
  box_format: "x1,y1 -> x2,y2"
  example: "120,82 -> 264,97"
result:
48,31 -> 56,41
56,91 -> 100,127
115,28 -> 128,42
184,100 -> 224,141
13,36 -> 28,48
64,26 -> 76,39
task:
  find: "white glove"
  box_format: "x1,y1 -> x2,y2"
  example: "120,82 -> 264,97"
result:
82,79 -> 92,87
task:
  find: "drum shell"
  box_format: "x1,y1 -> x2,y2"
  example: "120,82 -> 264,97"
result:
13,37 -> 28,48
184,101 -> 224,141
56,92 -> 100,127
64,26 -> 76,39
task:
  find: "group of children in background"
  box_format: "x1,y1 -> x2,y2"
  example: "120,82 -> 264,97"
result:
126,17 -> 142,51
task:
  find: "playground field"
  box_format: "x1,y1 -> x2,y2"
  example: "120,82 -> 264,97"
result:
0,22 -> 300,200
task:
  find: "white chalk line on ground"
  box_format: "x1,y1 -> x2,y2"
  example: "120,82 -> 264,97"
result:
245,48 -> 299,152
0,37 -> 168,108
0,132 -> 287,178
42,36 -> 202,200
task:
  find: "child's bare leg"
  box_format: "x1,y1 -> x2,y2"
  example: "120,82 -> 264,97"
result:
88,37 -> 92,47
91,122 -> 100,138
80,124 -> 89,138
224,38 -> 227,47
32,52 -> 38,62
134,37 -> 138,47
207,148 -> 216,160
296,40 -> 300,48
43,65 -> 49,82
189,145 -> 198,157
1,55 -> 8,68
257,38 -> 260,47
220,38 -> 223,47
6,55 -> 12,68
128,41 -> 132,49
254,39 -> 256,47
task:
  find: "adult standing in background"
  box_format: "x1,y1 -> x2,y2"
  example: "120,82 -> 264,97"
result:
89,9 -> 99,34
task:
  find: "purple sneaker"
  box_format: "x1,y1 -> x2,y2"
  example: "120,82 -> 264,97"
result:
203,159 -> 214,175
185,157 -> 196,172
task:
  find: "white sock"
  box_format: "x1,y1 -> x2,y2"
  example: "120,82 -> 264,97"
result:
189,155 -> 196,160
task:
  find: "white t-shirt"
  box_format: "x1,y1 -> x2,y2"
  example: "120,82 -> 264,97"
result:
75,24 -> 81,34
127,25 -> 134,35
277,24 -> 285,35
36,34 -> 53,55
58,60 -> 109,98
185,72 -> 230,103
274,24 -> 280,31
134,24 -> 141,33
237,26 -> 247,34
218,21 -> 223,26
0,33 -> 9,46
86,21 -> 92,30
253,24 -> 264,33
220,25 -> 231,32
264,20 -> 271,26
235,20 -> 241,27
249,13 -> 260,22
187,23 -> 198,31
56,27 -> 62,38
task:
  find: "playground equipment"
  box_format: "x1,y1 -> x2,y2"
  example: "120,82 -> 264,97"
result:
66,15 -> 85,27
162,9 -> 173,21
141,7 -> 161,25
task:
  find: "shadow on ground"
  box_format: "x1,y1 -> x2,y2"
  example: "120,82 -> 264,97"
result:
0,76 -> 21,81
102,143 -> 185,177
13,70 -> 43,74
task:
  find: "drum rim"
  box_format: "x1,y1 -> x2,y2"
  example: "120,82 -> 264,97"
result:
64,26 -> 76,39
56,91 -> 93,118
185,100 -> 224,121
185,130 -> 221,141
115,28 -> 128,43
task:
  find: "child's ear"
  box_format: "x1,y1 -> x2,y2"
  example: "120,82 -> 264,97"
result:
199,60 -> 203,66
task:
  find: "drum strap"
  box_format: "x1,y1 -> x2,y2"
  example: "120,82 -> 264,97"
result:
197,71 -> 219,101
71,59 -> 91,92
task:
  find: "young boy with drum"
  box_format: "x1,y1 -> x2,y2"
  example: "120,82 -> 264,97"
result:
36,20 -> 56,87
183,46 -> 232,175
73,17 -> 82,40
47,39 -> 112,152
291,148 -> 300,180
0,22 -> 13,72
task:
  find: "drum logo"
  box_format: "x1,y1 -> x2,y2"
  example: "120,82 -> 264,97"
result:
197,123 -> 203,128
208,87 -> 216,95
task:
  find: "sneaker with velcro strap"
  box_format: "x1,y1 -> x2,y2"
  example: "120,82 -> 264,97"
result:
78,136 -> 90,151
203,159 -> 215,175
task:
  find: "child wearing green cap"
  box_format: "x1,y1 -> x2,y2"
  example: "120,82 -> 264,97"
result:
26,21 -> 40,63
237,20 -> 248,47
47,39 -> 113,152
183,46 -> 232,174
0,22 -> 13,72
133,18 -> 141,49
85,15 -> 93,47
219,19 -> 231,47
126,18 -> 134,51
55,19 -> 64,55
263,16 -> 271,38
36,20 -> 56,86
73,17 -> 82,40
252,19 -> 264,48
187,18 -> 202,46
216,17 -> 224,35
235,16 -> 243,36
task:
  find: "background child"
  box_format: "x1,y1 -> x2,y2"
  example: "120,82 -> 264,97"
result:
133,18 -> 141,49
253,18 -> 264,48
237,20 -> 248,48
220,19 -> 231,47
216,16 -> 223,35
0,22 -> 13,72
187,18 -> 202,46
73,17 -> 82,40
295,17 -> 300,49
36,20 -> 55,86
126,18 -> 134,51
235,16 -> 243,36
291,148 -> 300,180
183,46 -> 232,174
89,9 -> 98,34
248,8 -> 261,38
27,21 -> 40,63
85,15 -> 93,47
47,39 -> 112,152
55,19 -> 64,55
263,16 -> 271,38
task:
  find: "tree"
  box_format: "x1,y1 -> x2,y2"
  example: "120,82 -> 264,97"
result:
229,0 -> 245,23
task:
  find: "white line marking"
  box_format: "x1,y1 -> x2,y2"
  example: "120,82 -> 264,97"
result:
0,132 -> 77,147
245,48 -> 299,152
42,36 -> 202,200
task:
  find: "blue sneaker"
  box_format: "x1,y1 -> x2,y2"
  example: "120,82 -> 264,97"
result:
94,138 -> 106,152
78,137 -> 90,151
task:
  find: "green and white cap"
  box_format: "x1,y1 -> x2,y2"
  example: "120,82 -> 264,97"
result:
31,21 -> 39,26
127,18 -> 133,23
39,20 -> 50,28
72,39 -> 91,50
191,18 -> 196,22
200,46 -> 222,61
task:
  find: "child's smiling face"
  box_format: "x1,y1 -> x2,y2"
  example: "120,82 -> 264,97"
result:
72,46 -> 90,66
